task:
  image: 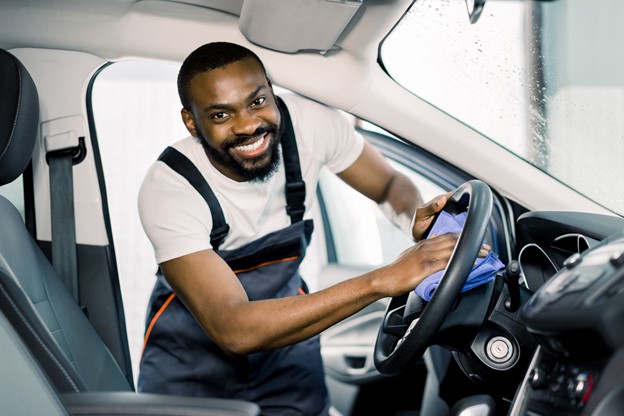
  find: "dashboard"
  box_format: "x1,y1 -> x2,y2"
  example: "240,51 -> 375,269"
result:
509,212 -> 624,416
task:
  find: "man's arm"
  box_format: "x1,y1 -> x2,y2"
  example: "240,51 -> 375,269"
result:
337,141 -> 448,241
160,231 -> 467,356
160,140 -> 487,358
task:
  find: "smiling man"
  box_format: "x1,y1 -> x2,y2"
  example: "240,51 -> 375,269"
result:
183,60 -> 282,182
137,42 -> 479,415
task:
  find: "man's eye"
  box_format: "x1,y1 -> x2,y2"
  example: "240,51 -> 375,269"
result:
211,112 -> 228,120
252,97 -> 266,107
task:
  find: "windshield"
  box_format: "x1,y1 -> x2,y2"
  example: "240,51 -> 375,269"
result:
381,0 -> 624,216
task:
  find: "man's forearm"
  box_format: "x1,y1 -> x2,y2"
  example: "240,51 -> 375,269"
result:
379,173 -> 424,240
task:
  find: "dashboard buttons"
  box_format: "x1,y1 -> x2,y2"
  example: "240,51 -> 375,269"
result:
529,359 -> 597,412
568,371 -> 589,402
528,366 -> 549,390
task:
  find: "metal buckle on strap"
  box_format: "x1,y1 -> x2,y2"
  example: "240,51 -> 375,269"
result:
286,182 -> 306,201
210,224 -> 230,243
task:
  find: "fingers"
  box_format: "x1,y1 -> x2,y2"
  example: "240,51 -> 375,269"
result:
413,237 -> 458,280
424,234 -> 491,256
414,234 -> 491,269
417,193 -> 449,218
413,233 -> 459,270
386,233 -> 492,297
412,193 -> 452,241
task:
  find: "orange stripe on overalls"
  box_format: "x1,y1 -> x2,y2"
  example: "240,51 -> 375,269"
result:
142,292 -> 176,353
141,255 -> 302,354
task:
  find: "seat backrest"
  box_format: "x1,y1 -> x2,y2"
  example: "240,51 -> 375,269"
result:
0,48 -> 132,393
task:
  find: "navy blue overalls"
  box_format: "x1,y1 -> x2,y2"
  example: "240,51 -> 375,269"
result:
138,98 -> 330,416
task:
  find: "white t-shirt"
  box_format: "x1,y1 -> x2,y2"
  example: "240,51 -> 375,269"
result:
138,93 -> 365,264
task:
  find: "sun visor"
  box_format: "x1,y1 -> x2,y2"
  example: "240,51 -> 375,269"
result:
239,0 -> 362,53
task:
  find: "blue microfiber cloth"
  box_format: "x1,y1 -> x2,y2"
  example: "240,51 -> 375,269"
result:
415,211 -> 504,301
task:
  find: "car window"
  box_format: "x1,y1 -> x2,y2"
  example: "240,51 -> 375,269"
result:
317,160 -> 444,269
380,0 -> 624,216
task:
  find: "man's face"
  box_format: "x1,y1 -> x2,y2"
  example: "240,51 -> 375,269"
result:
182,58 -> 281,182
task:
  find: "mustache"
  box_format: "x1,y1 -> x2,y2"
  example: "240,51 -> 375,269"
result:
226,124 -> 278,149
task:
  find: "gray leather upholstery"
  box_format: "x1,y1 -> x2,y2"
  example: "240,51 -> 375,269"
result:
0,48 -> 131,392
61,392 -> 262,416
0,196 -> 132,391
0,49 -> 39,186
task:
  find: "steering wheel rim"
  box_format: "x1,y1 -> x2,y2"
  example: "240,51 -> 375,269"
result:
374,179 -> 493,376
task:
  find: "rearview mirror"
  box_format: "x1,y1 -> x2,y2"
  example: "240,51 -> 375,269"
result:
465,0 -> 486,24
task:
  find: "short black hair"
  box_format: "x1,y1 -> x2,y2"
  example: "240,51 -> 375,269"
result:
177,42 -> 268,110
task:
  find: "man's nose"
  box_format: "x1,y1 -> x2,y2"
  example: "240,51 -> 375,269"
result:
232,110 -> 262,136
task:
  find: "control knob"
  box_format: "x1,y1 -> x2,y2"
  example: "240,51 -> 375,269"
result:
528,366 -> 549,390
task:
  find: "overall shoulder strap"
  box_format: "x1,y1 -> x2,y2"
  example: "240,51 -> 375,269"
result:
156,97 -> 304,249
157,146 -> 229,250
276,96 -> 306,224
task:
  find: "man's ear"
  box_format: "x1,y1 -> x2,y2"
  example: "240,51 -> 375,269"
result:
181,108 -> 198,137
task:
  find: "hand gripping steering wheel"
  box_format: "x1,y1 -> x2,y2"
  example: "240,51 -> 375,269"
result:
374,180 -> 493,376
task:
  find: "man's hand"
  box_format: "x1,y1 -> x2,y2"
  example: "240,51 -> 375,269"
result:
411,192 -> 453,242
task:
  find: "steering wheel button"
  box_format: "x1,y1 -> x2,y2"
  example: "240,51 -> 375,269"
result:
566,271 -> 600,293
610,251 -> 624,267
563,253 -> 582,268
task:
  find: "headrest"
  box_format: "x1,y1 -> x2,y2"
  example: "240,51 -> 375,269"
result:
0,49 -> 39,186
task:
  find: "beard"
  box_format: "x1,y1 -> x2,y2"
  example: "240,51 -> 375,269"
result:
197,124 -> 281,183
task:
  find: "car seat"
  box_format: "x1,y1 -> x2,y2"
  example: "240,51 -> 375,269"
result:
0,48 -> 259,415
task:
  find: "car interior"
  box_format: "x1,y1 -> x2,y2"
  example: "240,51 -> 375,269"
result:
1,1 -> 624,416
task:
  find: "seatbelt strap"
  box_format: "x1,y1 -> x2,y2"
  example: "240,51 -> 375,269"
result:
158,147 -> 230,250
158,96 -> 306,249
46,132 -> 84,304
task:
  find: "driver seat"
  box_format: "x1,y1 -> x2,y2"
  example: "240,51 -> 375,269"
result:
0,48 -> 259,415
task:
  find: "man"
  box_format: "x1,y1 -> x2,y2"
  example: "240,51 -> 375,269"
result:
137,42 -> 486,415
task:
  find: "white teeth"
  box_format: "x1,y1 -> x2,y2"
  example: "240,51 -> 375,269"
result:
236,136 -> 265,152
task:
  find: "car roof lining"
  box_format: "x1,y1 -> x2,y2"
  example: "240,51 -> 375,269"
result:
0,0 -> 408,60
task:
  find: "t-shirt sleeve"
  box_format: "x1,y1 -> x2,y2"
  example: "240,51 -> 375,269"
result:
323,117 -> 366,174
285,94 -> 365,174
138,162 -> 214,264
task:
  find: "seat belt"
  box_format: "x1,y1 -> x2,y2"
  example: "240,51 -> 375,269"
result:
45,130 -> 85,304
157,96 -> 305,250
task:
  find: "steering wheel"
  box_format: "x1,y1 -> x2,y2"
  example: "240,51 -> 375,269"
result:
374,179 -> 493,376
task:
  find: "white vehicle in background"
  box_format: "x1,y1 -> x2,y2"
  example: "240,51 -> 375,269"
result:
1,0 -> 623,415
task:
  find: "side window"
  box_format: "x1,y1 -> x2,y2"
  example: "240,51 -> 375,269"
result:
301,123 -> 447,292
318,159 -> 444,269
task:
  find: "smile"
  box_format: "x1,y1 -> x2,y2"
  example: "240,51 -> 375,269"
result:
235,135 -> 266,152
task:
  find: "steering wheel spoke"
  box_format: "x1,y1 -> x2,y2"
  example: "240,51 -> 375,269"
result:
382,303 -> 409,337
